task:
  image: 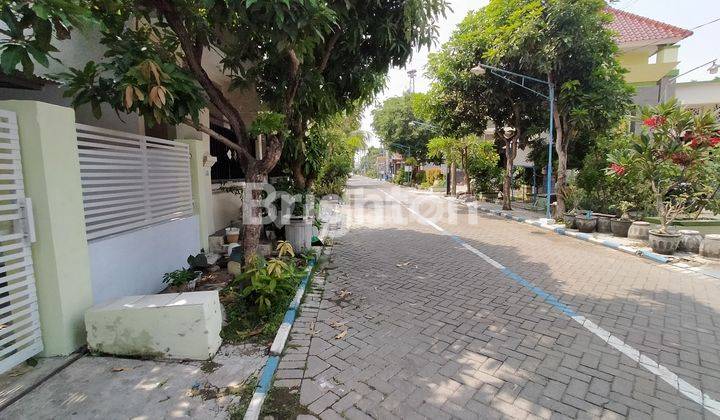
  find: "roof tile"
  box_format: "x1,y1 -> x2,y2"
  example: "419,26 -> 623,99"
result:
606,7 -> 693,46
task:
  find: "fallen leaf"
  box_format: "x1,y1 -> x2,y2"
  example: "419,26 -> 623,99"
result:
337,289 -> 352,300
330,320 -> 347,328
111,367 -> 126,372
334,330 -> 347,340
396,261 -> 411,267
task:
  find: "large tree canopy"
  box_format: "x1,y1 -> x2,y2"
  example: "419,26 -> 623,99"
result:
1,0 -> 447,259
426,1 -> 546,209
484,0 -> 633,214
371,93 -> 434,162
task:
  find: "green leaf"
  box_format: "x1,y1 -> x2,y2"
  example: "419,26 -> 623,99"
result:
0,45 -> 24,73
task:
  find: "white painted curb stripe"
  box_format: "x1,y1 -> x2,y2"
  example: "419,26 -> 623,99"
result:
381,187 -> 720,418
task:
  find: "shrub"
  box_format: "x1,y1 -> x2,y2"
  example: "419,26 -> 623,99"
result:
414,170 -> 426,185
221,242 -> 307,342
426,167 -> 443,185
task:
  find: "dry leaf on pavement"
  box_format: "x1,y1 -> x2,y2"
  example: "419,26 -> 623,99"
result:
334,330 -> 347,340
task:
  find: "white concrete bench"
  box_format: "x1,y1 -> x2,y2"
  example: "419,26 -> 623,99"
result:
85,291 -> 222,360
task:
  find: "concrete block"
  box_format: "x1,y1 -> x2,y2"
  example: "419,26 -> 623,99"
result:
85,291 -> 222,360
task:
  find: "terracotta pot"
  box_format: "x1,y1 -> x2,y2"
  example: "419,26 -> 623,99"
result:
648,230 -> 681,255
563,212 -> 577,229
610,218 -> 633,237
575,216 -> 598,233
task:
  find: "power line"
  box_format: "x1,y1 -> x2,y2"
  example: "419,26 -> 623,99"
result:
692,17 -> 720,31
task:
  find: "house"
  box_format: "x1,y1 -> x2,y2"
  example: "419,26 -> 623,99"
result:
606,7 -> 693,105
0,30 -> 258,372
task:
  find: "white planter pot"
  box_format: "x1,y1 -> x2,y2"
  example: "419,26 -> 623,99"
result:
701,234 -> 720,259
286,217 -> 313,252
628,221 -> 651,240
678,229 -> 702,253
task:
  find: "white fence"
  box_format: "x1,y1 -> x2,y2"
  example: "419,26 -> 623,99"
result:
76,124 -> 193,241
0,109 -> 43,373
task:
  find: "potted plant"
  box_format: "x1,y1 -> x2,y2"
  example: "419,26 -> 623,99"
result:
575,210 -> 598,233
562,184 -> 584,228
472,165 -> 502,202
608,99 -> 720,254
609,201 -> 634,237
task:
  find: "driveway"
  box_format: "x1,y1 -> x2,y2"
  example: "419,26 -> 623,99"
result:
276,176 -> 720,419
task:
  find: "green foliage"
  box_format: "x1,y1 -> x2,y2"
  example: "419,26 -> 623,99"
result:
309,111 -> 363,196
250,112 -> 288,138
357,146 -> 383,177
162,269 -> 197,288
236,256 -> 304,315
577,121 -> 650,214
0,0 -> 93,75
392,170 -> 407,185
607,99 -> 720,231
372,93 -> 434,161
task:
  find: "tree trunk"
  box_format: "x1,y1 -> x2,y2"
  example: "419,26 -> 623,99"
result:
461,150 -> 472,195
502,138 -> 517,211
553,101 -> 566,218
450,162 -> 457,196
242,169 -> 264,264
554,135 -> 567,217
464,171 -> 472,196
290,159 -> 307,190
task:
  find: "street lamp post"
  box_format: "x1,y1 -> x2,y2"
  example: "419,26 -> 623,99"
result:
471,63 -> 555,219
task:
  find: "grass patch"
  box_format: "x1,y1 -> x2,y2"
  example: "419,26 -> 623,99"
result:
260,386 -> 311,419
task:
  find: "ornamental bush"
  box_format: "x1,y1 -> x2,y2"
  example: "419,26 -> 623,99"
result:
607,99 -> 720,232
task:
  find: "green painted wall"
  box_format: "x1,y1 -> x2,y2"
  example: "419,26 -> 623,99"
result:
0,100 -> 93,356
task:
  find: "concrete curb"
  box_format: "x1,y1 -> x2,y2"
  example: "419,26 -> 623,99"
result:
243,248 -> 325,420
455,199 -> 670,264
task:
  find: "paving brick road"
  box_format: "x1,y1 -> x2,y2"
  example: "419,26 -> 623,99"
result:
276,177 -> 720,419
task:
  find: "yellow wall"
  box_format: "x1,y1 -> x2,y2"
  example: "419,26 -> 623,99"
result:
618,45 -> 680,85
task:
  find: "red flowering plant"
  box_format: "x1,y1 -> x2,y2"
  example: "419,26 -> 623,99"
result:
607,99 -> 720,233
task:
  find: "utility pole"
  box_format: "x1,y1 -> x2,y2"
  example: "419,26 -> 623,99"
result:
407,69 -> 417,93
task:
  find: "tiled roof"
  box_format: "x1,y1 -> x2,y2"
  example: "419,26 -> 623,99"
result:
606,7 -> 693,46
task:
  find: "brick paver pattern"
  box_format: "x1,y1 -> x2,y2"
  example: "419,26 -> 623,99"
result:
275,177 -> 720,419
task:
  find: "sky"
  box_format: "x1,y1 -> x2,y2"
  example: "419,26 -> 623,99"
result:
360,0 -> 720,147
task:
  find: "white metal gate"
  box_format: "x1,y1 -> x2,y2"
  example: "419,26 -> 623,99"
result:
0,109 -> 41,374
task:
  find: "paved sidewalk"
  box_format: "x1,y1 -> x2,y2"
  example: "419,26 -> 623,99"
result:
274,177 -> 720,419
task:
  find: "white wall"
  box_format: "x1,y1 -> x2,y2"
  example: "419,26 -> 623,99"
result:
88,216 -> 201,304
676,80 -> 720,106
212,182 -> 243,233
